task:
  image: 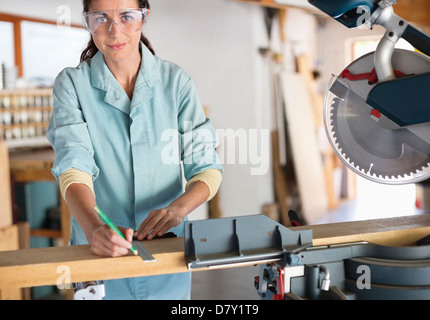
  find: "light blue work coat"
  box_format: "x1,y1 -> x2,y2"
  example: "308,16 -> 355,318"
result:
47,43 -> 223,300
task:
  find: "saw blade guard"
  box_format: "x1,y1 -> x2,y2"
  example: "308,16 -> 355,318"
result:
323,73 -> 430,185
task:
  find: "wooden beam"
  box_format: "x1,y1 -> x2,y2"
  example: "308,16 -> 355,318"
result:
0,140 -> 12,229
295,214 -> 430,247
230,0 -> 319,13
0,237 -> 188,289
1,215 -> 430,290
0,225 -> 21,299
0,225 -> 19,253
232,0 -> 290,10
393,0 -> 430,30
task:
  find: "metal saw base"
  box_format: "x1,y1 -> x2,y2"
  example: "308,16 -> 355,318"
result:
184,215 -> 430,300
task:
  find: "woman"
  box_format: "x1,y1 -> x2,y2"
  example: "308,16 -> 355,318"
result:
47,0 -> 223,299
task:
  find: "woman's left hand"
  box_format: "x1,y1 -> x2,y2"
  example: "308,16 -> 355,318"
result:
134,206 -> 185,240
135,181 -> 211,241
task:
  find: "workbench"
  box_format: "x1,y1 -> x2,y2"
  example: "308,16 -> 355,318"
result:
1,214 -> 429,291
9,147 -> 70,245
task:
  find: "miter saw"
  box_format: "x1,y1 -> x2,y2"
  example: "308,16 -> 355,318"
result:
183,0 -> 430,301
310,0 -> 430,184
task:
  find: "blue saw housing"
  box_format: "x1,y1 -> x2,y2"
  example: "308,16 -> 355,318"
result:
367,72 -> 430,127
308,0 -> 377,28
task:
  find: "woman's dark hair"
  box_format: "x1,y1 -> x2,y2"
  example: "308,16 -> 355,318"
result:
80,0 -> 155,62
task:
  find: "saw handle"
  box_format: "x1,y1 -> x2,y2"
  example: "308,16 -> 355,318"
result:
402,25 -> 430,57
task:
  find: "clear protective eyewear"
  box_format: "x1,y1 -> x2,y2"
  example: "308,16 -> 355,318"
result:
83,8 -> 149,34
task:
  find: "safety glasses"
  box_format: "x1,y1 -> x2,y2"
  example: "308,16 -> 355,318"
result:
82,8 -> 149,34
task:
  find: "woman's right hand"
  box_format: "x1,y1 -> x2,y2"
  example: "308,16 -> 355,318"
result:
63,183 -> 134,257
89,224 -> 134,257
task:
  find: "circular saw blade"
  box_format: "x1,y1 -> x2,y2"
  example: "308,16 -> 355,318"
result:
325,50 -> 430,184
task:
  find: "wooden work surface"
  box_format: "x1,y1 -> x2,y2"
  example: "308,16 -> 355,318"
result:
9,147 -> 55,182
1,214 -> 430,289
0,237 -> 187,289
295,214 -> 430,247
8,147 -> 71,245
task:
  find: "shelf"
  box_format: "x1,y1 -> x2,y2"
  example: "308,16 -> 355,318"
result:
0,88 -> 53,149
0,107 -> 52,113
6,136 -> 50,149
30,228 -> 61,239
0,88 -> 53,96
0,122 -> 50,129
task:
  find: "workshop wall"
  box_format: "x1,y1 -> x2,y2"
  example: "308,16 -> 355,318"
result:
145,0 -> 275,218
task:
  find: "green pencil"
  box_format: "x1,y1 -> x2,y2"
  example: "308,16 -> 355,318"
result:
94,206 -> 138,256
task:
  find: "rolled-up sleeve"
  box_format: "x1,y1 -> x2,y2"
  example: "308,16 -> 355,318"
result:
178,77 -> 223,181
47,70 -> 99,182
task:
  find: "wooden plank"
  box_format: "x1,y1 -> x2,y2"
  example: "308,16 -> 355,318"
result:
281,72 -> 328,223
17,222 -> 31,300
231,0 -> 293,10
296,54 -> 339,210
0,140 -> 12,229
0,225 -> 19,252
294,214 -> 430,247
0,237 -> 187,289
9,148 -> 55,182
271,130 -> 290,225
9,148 -> 55,173
1,215 -> 430,290
0,224 -> 21,299
17,222 -> 30,250
30,228 -> 62,238
230,0 -> 319,13
394,0 -> 430,31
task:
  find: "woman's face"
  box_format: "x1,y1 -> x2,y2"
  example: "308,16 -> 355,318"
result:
88,0 -> 143,65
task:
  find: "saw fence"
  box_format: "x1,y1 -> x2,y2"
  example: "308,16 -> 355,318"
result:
1,214 -> 430,298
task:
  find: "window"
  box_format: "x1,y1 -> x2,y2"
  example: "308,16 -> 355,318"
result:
21,21 -> 88,82
0,21 -> 15,68
351,37 -> 415,61
0,13 -> 88,86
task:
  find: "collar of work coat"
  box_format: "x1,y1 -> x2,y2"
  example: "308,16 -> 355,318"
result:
89,42 -> 162,115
